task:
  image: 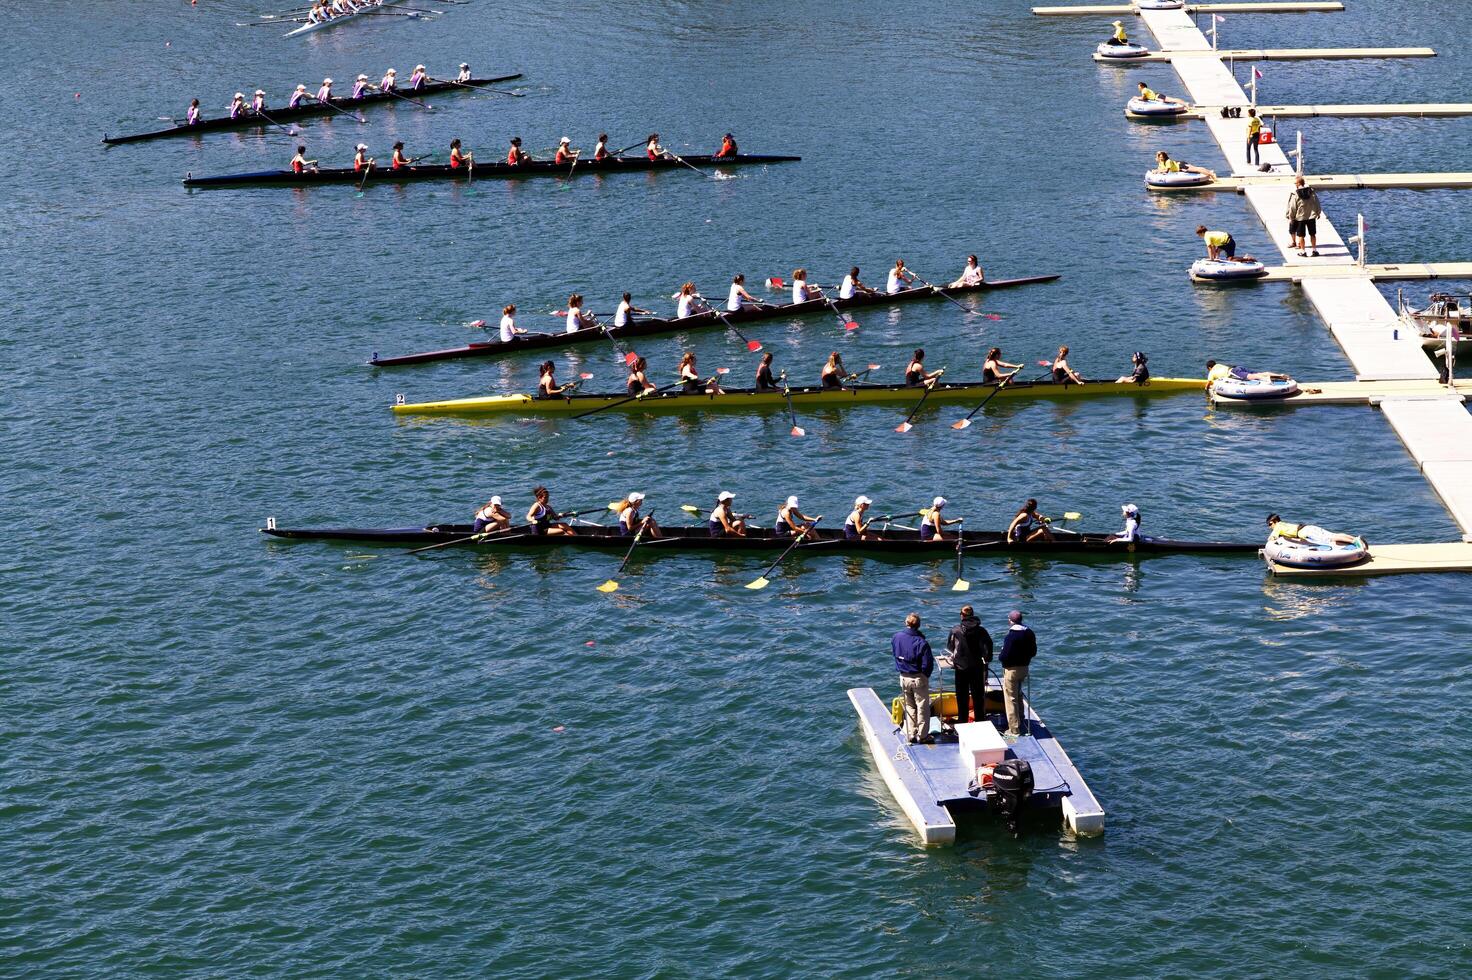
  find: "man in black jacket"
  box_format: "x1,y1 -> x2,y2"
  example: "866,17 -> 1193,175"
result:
945,605 -> 993,726
999,610 -> 1037,736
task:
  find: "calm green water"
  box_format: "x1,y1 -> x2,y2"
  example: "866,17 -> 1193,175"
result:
5,1 -> 1472,975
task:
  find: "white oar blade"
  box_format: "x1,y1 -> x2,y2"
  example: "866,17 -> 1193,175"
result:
790,426 -> 805,437
951,418 -> 971,430
744,576 -> 771,590
596,579 -> 619,593
951,578 -> 971,592
896,421 -> 914,433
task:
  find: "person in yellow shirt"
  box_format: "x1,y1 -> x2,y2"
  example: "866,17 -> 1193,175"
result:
1245,108 -> 1263,166
1108,20 -> 1129,44
1206,360 -> 1293,384
1195,225 -> 1258,263
1155,151 -> 1215,180
1137,81 -> 1187,107
1266,514 -> 1360,546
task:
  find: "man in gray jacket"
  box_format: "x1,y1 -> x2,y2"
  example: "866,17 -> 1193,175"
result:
1286,176 -> 1323,257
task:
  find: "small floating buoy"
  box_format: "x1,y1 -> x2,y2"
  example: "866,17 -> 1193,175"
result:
552,725 -> 566,733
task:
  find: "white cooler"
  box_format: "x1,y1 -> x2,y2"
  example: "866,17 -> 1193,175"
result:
955,721 -> 1008,768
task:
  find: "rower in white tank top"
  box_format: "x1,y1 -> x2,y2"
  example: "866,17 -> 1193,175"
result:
615,298 -> 632,328
887,259 -> 915,294
839,274 -> 857,300
725,275 -> 759,313
792,277 -> 808,304
677,293 -> 699,318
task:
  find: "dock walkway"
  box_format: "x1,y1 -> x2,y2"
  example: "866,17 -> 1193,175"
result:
1095,47 -> 1435,63
1165,173 -> 1472,193
1184,103 -> 1472,120
1035,3 -> 1344,15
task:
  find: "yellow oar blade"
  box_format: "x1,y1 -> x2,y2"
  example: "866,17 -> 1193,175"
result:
1063,511 -> 1082,521
951,578 -> 971,592
744,576 -> 771,590
596,579 -> 619,593
680,504 -> 702,514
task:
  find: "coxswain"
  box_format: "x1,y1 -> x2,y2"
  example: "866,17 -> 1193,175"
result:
472,496 -> 511,533
507,136 -> 529,166
646,133 -> 665,160
537,360 -> 573,398
457,62 -> 472,83
408,64 -> 427,91
708,491 -> 747,537
791,268 -> 820,304
390,141 -> 410,169
1117,351 -> 1150,384
252,89 -> 267,113
527,486 -> 576,536
983,347 -> 1022,385
920,497 -> 962,542
820,351 -> 850,389
1052,346 -> 1085,385
1112,503 -> 1142,543
839,266 -> 876,300
775,496 -> 815,536
726,274 -> 763,312
593,134 -> 610,161
1155,151 -> 1216,181
755,352 -> 780,392
715,132 -> 738,159
290,145 -> 318,175
949,254 -> 985,288
289,84 -> 309,109
186,99 -> 202,126
565,294 -> 596,334
1107,20 -> 1129,46
380,68 -> 397,93
1137,82 -> 1186,107
316,78 -> 333,103
1007,499 -> 1055,543
449,138 -> 472,169
1266,513 -> 1360,547
352,74 -> 373,99
675,282 -> 706,319
1205,360 -> 1292,384
904,348 -> 943,387
228,92 -> 247,119
500,304 -> 526,343
352,143 -> 371,172
626,356 -> 656,396
886,259 -> 917,294
615,492 -> 661,538
613,292 -> 651,328
554,137 -> 579,165
845,496 -> 874,541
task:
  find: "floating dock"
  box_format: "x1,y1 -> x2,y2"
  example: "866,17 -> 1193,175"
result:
1265,542 -> 1472,577
1259,263 -> 1472,283
1184,103 -> 1472,120
1161,172 -> 1472,193
1035,2 -> 1344,14
1096,47 -> 1436,63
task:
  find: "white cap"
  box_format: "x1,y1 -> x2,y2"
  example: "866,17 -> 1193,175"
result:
459,62 -> 469,68
932,496 -> 947,509
356,143 -> 368,151
357,74 -> 368,81
1122,503 -> 1139,514
234,92 -> 244,99
323,78 -> 332,84
254,89 -> 265,95
785,495 -> 799,507
386,68 -> 396,74
295,84 -> 307,91
628,492 -> 645,502
718,491 -> 735,502
855,495 -> 872,506
415,64 -> 425,70
559,136 -> 570,144
490,495 -> 502,505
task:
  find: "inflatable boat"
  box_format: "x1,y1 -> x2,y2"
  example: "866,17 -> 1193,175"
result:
1190,258 -> 1267,282
1127,97 -> 1189,119
1209,376 -> 1300,400
1263,532 -> 1369,569
1146,168 -> 1213,189
1097,41 -> 1152,59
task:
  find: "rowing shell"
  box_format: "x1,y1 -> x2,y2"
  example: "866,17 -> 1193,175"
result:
392,377 -> 1209,418
102,75 -> 524,145
284,0 -> 409,37
368,276 -> 1059,367
262,523 -> 1259,556
182,153 -> 801,188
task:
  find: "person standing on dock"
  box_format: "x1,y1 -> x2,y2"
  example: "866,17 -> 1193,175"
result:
1245,108 -> 1262,166
999,611 -> 1037,737
893,613 -> 936,745
1286,176 -> 1323,257
946,605 -> 992,727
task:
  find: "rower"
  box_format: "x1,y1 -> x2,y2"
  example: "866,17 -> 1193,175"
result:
755,352 -> 780,392
1112,503 -> 1142,543
675,282 -> 707,319
554,137 -> 579,165
820,351 -> 850,389
1052,346 -> 1085,385
1007,499 -> 1055,543
1155,151 -> 1216,181
626,356 -> 656,396
408,64 -> 428,92
290,145 -> 318,175
352,74 -> 372,99
380,68 -> 397,93
708,491 -> 747,537
1106,19 -> 1130,46
449,138 -> 472,169
613,292 -> 651,328
593,133 -> 610,161
251,90 -> 267,113
949,254 -> 985,288
352,143 -> 372,172
920,497 -> 962,542
776,496 -> 815,536
527,485 -> 576,536
507,136 -> 529,166
316,78 -> 333,103
715,132 -> 738,159
500,304 -> 526,343
904,348 -> 943,387
615,492 -> 660,538
472,495 -> 511,533
1266,513 -> 1359,546
791,268 -> 820,304
457,62 -> 472,83
1206,360 -> 1292,384
983,347 -> 1022,384
646,133 -> 666,159
537,360 -> 573,398
1137,82 -> 1187,107
186,99 -> 202,126
726,274 -> 762,312
228,92 -> 247,120
678,352 -> 719,393
565,294 -> 596,333
1117,351 -> 1150,385
845,495 -> 874,541
887,259 -> 917,294
839,266 -> 876,300
289,84 -> 309,109
390,141 -> 410,169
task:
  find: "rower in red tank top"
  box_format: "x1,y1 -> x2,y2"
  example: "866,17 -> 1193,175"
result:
353,144 -> 371,172
593,133 -> 609,161
715,133 -> 737,159
506,136 -> 528,166
646,133 -> 664,160
449,138 -> 471,169
391,141 -> 408,170
553,137 -> 579,165
290,145 -> 317,174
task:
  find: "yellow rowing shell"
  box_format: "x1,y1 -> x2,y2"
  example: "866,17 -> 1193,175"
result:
392,377 -> 1210,417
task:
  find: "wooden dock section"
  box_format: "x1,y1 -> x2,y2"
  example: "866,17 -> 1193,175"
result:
1265,542 -> 1472,577
1035,2 -> 1343,14
1259,263 -> 1472,283
1159,172 -> 1472,193
1096,46 -> 1436,63
1185,103 -> 1472,120
1209,379 -> 1472,407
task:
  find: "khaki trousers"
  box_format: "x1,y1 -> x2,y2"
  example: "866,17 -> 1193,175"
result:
1003,665 -> 1029,735
899,673 -> 931,742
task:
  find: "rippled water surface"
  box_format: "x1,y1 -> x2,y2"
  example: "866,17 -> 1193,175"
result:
5,0 -> 1472,975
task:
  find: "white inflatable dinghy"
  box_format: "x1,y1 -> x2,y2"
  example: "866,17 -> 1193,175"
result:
1191,258 -> 1267,281
1210,376 -> 1300,400
1127,97 -> 1188,118
1263,532 -> 1369,569
1136,0 -> 1185,9
1097,41 -> 1151,59
1146,168 -> 1213,188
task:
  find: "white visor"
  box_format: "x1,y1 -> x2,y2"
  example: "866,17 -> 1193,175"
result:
786,496 -> 799,507
718,491 -> 735,502
933,497 -> 947,508
855,495 -> 872,506
490,496 -> 501,505
628,492 -> 645,503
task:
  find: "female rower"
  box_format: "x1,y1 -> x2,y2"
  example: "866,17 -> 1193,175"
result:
949,254 -> 985,288
1052,346 -> 1085,385
791,268 -> 820,304
554,137 -> 579,165
390,141 -> 411,170
820,351 -> 850,389
290,145 -> 317,175
920,497 -> 963,542
726,274 -> 762,312
708,491 -> 747,537
186,99 -> 202,126
845,495 -> 874,541
675,282 -> 706,319
840,266 -> 878,300
565,294 -> 596,334
678,352 -> 719,394
537,361 -> 573,398
1154,150 -> 1216,181
614,492 -> 661,538
887,259 -> 917,294
352,144 -> 371,172
626,356 -> 656,396
1112,503 -> 1142,543
500,304 -> 526,343
228,93 -> 247,119
353,74 -> 372,99
457,63 -> 472,83
1007,499 -> 1055,543
252,90 -> 267,113
613,292 -> 651,328
528,486 -> 576,536
449,138 -> 472,169
715,133 -> 738,159
507,136 -> 529,166
408,64 -> 428,91
316,78 -> 333,103
289,84 -> 309,109
646,133 -> 665,160
755,352 -> 780,392
593,134 -> 610,161
380,68 -> 397,93
472,496 -> 511,533
983,347 -> 1022,384
905,349 -> 943,387
776,495 -> 815,536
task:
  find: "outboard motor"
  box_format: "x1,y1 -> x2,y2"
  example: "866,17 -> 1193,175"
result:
990,759 -> 1034,836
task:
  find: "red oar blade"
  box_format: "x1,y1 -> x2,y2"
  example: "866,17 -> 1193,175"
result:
984,313 -> 1002,320
766,277 -> 785,289
951,418 -> 972,430
790,425 -> 805,437
467,319 -> 486,328
715,367 -> 731,375
896,420 -> 915,433
1037,360 -> 1053,367
624,351 -> 639,366
868,364 -> 881,371
579,372 -> 595,380
844,320 -> 860,331
746,339 -> 763,352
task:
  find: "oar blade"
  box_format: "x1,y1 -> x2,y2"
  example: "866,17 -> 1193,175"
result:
985,313 -> 1002,320
680,504 -> 702,514
744,575 -> 771,591
746,339 -> 763,352
951,418 -> 972,430
766,277 -> 785,289
596,579 -> 619,593
1063,511 -> 1082,521
896,420 -> 915,433
951,578 -> 971,592
624,351 -> 639,366
844,320 -> 860,331
790,425 -> 805,437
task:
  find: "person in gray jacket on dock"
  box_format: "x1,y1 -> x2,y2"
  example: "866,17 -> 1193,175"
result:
1286,176 -> 1323,257
999,611 -> 1038,737
892,613 -> 936,745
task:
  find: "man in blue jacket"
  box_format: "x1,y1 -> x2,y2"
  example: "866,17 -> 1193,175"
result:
999,610 -> 1038,736
892,613 -> 936,745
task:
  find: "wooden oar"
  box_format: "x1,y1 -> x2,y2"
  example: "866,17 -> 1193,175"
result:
745,517 -> 823,590
596,512 -> 656,592
779,372 -> 805,437
895,369 -> 945,433
569,379 -> 682,421
694,295 -> 762,352
909,270 -> 1002,320
951,520 -> 970,591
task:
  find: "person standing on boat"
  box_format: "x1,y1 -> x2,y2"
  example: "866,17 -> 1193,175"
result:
999,611 -> 1037,737
565,294 -> 596,334
380,68 -> 397,94
1245,108 -> 1262,166
920,497 -> 962,542
1286,176 -> 1322,257
499,304 -> 525,343
708,491 -> 747,537
613,292 -> 651,328
949,254 -> 985,288
893,613 -> 936,745
614,492 -> 660,538
775,496 -> 815,537
726,274 -> 762,312
887,259 -> 917,294
408,65 -> 428,92
316,78 -> 334,104
945,605 -> 993,726
527,486 -> 576,536
457,62 -> 472,83
186,99 -> 202,126
472,496 -> 511,533
983,347 -> 1022,385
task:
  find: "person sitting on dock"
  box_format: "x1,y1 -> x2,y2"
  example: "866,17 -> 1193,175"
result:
1195,225 -> 1257,263
1137,82 -> 1187,107
528,486 -> 577,536
887,259 -> 918,294
1112,503 -> 1142,543
1105,20 -> 1130,46
472,495 -> 511,533
892,613 -> 936,745
536,360 -> 573,398
949,254 -> 985,288
1205,360 -> 1292,384
1007,499 -> 1055,544
983,347 -> 1022,385
1155,151 -> 1215,181
614,492 -> 660,538
1116,350 -> 1150,384
999,611 -> 1037,737
1266,514 -> 1360,547
1286,176 -> 1323,257
920,497 -> 963,542
845,496 -> 876,541
500,305 -> 526,343
945,605 -> 993,728
776,495 -> 816,536
1051,346 -> 1085,385
708,491 -> 747,537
